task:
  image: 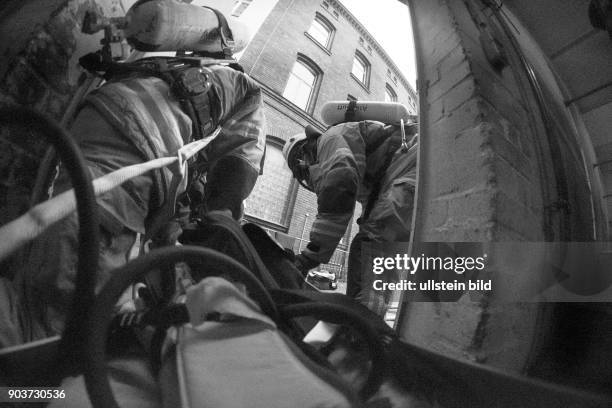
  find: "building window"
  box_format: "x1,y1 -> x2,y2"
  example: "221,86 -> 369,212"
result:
408,97 -> 417,114
384,84 -> 397,102
322,1 -> 329,9
358,36 -> 364,45
283,55 -> 322,112
231,0 -> 252,17
244,141 -> 295,227
351,51 -> 370,87
367,45 -> 372,54
307,13 -> 335,50
332,10 -> 339,19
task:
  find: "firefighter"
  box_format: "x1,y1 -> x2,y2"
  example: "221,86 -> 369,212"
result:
283,120 -> 417,316
14,62 -> 266,341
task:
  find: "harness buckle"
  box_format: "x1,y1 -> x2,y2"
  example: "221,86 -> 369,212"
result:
400,118 -> 409,153
172,67 -> 211,97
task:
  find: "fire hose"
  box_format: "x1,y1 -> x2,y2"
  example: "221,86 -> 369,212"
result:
0,106 -> 100,370
0,119 -> 221,264
0,106 -> 220,371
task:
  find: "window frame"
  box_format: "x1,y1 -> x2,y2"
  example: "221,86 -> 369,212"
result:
306,12 -> 335,51
385,84 -> 398,102
351,50 -> 371,89
231,0 -> 252,17
243,136 -> 298,231
282,54 -> 323,114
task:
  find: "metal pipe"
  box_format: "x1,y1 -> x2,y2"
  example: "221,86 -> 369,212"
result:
298,213 -> 309,252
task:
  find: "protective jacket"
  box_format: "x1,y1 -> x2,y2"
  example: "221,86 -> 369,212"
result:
301,120 -> 417,265
14,63 -> 266,341
82,63 -> 266,234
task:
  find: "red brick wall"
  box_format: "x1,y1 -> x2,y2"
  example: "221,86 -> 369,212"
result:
239,0 -> 416,278
398,0 -> 560,373
239,0 -> 417,125
399,0 -> 602,380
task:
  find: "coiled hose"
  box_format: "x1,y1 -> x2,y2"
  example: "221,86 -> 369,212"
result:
1,108 -> 389,405
84,245 -> 279,408
85,245 -> 390,407
0,106 -> 99,373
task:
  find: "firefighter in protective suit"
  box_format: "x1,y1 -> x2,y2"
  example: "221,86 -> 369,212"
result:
10,62 -> 265,343
284,121 -> 417,316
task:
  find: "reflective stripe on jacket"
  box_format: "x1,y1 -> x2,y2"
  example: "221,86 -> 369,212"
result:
302,121 -> 417,264
82,64 -> 266,233
12,66 -> 266,339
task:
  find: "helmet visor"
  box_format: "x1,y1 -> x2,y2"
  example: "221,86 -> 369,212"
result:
287,140 -> 314,191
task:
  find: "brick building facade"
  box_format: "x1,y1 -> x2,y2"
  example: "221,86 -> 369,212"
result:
238,0 -> 417,279
1,0 -> 611,398
398,0 -> 612,393
0,0 -> 417,281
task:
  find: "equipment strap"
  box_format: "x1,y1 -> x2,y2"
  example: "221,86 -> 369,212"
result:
179,212 -> 281,289
80,56 -> 221,143
166,65 -> 217,141
202,7 -> 236,59
0,128 -> 221,263
359,132 -> 403,224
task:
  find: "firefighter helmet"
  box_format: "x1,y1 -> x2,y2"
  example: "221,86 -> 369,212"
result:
283,125 -> 322,192
282,132 -> 308,165
283,132 -> 312,191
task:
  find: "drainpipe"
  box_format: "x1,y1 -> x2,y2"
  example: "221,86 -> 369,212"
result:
298,213 -> 310,252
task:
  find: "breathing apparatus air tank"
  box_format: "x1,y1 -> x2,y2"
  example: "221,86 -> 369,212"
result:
320,101 -> 414,126
124,0 -> 249,55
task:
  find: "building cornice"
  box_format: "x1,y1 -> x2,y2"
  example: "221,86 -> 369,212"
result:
252,78 -> 327,134
329,0 -> 416,99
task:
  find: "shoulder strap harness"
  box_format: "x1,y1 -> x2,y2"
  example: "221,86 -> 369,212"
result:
96,56 -> 222,142
358,121 -> 414,224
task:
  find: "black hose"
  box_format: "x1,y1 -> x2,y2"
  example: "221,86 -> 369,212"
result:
0,106 -> 99,373
279,302 -> 387,401
84,245 -> 279,408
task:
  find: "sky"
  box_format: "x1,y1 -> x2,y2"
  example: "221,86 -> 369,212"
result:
234,0 -> 417,89
338,0 -> 416,89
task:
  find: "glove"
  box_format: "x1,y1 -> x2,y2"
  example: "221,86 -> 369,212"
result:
294,253 -> 320,276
